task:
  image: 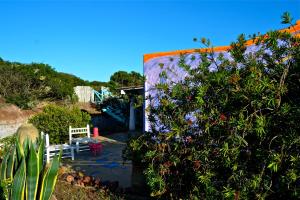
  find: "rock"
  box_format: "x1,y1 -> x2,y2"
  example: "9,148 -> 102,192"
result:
58,166 -> 68,175
77,179 -> 82,184
16,123 -> 39,144
83,176 -> 91,184
66,175 -> 74,183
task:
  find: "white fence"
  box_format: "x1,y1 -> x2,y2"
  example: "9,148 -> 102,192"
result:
74,86 -> 95,103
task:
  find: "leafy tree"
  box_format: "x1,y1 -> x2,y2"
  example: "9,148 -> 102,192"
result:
89,80 -> 108,91
127,14 -> 300,199
108,71 -> 144,92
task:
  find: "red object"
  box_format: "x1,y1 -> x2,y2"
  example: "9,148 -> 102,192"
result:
93,127 -> 99,137
220,114 -> 227,121
88,142 -> 102,156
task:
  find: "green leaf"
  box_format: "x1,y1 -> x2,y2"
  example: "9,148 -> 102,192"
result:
268,162 -> 278,172
11,159 -> 26,200
26,142 -> 39,200
6,147 -> 16,180
15,138 -> 24,169
281,12 -> 292,24
39,152 -> 61,200
23,137 -> 30,159
38,138 -> 45,173
0,151 -> 9,180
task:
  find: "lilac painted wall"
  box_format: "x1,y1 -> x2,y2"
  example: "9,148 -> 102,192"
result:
143,50 -> 230,131
143,45 -> 275,131
143,28 -> 300,132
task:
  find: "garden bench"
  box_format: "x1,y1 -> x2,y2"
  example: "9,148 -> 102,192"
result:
69,124 -> 97,153
41,132 -> 74,163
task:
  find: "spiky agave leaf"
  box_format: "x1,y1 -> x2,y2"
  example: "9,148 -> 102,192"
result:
6,147 -> 16,180
38,137 -> 45,173
39,151 -> 61,200
26,142 -> 39,200
11,158 -> 26,200
0,151 -> 9,180
22,137 -> 30,160
15,137 -> 24,172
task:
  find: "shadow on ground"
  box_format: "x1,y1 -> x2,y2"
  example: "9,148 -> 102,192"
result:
63,132 -> 132,188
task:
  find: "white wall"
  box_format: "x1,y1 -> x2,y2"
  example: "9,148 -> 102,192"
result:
0,122 -> 23,138
74,86 -> 94,103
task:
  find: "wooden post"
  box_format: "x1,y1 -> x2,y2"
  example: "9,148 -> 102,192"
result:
69,126 -> 72,145
87,124 -> 90,138
46,134 -> 50,163
129,97 -> 135,131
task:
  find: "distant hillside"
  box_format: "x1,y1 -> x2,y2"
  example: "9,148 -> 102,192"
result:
0,57 -> 144,109
0,57 -> 106,109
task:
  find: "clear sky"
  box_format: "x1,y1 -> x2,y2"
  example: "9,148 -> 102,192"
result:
0,0 -> 299,82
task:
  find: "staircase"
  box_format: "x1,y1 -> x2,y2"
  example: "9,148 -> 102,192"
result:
93,89 -> 127,125
93,88 -> 109,104
102,106 -> 127,124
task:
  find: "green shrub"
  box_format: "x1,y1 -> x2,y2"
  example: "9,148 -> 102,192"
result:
0,135 -> 16,160
29,105 -> 91,144
130,16 -> 300,198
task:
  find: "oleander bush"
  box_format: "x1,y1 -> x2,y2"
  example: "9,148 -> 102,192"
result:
29,105 -> 91,144
127,14 -> 300,199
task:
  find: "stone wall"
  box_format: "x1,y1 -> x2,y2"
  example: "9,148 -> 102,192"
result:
0,121 -> 24,138
0,104 -> 28,138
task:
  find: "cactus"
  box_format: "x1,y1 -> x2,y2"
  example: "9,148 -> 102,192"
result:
0,137 -> 61,200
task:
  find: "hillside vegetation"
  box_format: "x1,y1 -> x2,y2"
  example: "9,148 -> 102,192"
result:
0,58 -> 104,109
0,58 -> 144,110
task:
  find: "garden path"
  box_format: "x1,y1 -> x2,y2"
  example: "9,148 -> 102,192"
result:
63,132 -> 132,188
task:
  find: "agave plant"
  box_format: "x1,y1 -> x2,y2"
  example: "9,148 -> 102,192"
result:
0,137 -> 60,200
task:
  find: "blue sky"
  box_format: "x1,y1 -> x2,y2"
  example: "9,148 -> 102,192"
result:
0,0 -> 299,82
